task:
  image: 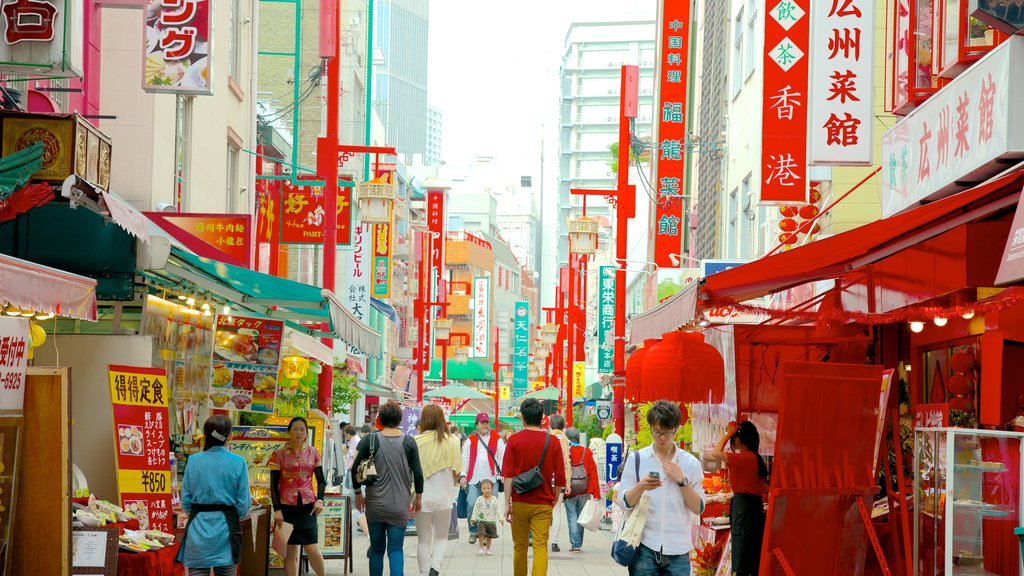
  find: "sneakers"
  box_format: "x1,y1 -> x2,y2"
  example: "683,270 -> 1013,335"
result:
429,569 -> 440,576
551,543 -> 561,552
478,548 -> 486,555
570,548 -> 582,553
486,547 -> 494,556
469,535 -> 477,544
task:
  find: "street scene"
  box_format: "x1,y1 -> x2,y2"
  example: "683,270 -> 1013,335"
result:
2,0 -> 1024,575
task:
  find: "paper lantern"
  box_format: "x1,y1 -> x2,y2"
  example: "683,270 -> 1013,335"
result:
625,339 -> 658,403
950,351 -> 975,374
798,221 -> 822,235
778,232 -> 798,245
779,218 -> 797,232
639,332 -> 725,403
799,205 -> 820,219
949,396 -> 974,412
640,333 -> 686,401
948,374 -> 972,396
779,206 -> 798,217
810,189 -> 822,203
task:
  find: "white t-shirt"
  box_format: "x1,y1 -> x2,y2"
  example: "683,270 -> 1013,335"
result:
421,467 -> 457,513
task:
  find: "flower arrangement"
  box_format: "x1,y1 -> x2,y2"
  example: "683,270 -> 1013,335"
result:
691,537 -> 727,576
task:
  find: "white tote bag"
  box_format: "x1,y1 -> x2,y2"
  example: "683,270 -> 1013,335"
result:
576,497 -> 602,532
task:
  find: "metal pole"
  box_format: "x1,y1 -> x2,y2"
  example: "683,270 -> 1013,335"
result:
441,339 -> 448,387
417,232 -> 427,403
613,66 -> 637,437
566,253 -> 575,420
493,327 -> 500,429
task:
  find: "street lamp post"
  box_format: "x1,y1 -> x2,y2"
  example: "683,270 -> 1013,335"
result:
492,326 -> 511,431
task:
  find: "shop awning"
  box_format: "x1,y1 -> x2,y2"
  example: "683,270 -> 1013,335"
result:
145,247 -> 382,357
425,358 -> 495,381
0,253 -> 97,321
628,283 -> 699,345
370,298 -> 398,324
703,168 -> 1024,306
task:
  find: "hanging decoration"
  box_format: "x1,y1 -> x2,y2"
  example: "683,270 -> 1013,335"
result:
947,349 -> 977,413
625,339 -> 658,403
636,331 -> 724,404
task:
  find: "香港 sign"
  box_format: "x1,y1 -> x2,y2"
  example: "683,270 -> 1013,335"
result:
512,301 -> 530,398
881,37 -> 1024,217
597,266 -> 615,374
371,219 -> 392,299
0,0 -> 82,77
472,277 -> 490,358
143,0 -> 212,94
109,365 -> 173,533
651,0 -> 690,268
762,0 -> 810,203
808,0 -> 874,165
280,178 -> 353,245
0,317 -> 29,411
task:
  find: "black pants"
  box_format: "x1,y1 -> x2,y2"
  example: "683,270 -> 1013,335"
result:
730,493 -> 765,576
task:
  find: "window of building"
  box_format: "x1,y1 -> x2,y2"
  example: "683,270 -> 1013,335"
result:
741,174 -> 753,256
228,0 -> 242,80
745,1 -> 757,80
521,176 -> 532,188
732,8 -> 744,97
226,143 -> 240,212
174,95 -> 193,211
727,187 -> 738,257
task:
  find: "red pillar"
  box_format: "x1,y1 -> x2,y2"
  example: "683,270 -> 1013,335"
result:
613,66 -> 638,437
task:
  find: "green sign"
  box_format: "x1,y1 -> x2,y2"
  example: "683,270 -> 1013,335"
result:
598,266 -> 616,374
512,301 -> 530,398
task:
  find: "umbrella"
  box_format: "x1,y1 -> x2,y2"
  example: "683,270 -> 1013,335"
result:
522,387 -> 561,401
423,382 -> 489,399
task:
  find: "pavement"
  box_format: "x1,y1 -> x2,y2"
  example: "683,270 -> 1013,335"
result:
318,512 -> 625,576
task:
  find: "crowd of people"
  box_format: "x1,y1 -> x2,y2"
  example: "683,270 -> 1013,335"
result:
176,399 -> 766,576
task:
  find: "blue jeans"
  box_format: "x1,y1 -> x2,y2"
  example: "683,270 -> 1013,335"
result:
563,495 -> 588,549
628,544 -> 692,576
367,521 -> 406,576
465,482 -> 483,536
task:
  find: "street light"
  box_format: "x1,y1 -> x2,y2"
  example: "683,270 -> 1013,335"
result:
356,173 -> 398,223
668,253 -> 703,268
434,318 -> 452,341
454,346 -> 470,363
540,323 -> 559,346
568,216 -> 600,255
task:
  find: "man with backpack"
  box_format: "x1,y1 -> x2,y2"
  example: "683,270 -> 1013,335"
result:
562,427 -> 601,552
460,412 -> 506,544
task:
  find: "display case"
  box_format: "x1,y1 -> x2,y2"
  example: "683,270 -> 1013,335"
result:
914,427 -> 1024,575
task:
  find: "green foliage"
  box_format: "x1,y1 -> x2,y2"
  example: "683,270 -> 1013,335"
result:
572,406 -> 603,441
657,279 -> 684,302
602,423 -> 614,440
332,368 -> 362,416
949,409 -> 978,429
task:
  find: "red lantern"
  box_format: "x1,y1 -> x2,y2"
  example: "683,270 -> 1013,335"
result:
639,331 -> 724,403
797,221 -> 821,235
626,339 -> 658,403
779,218 -> 797,232
950,351 -> 974,374
809,189 -> 822,203
948,374 -> 972,396
779,206 -> 798,217
949,396 -> 974,412
778,232 -> 797,245
798,205 -> 820,219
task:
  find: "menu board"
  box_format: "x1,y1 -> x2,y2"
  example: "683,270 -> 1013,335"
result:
211,315 -> 282,413
108,365 -> 173,533
140,295 -> 214,437
317,495 -> 350,557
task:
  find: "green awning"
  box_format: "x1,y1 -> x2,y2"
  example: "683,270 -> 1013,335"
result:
144,247 -> 381,357
586,383 -> 609,401
449,413 -> 522,431
425,359 -> 495,381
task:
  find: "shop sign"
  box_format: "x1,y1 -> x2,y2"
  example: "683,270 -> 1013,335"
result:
761,0 -> 810,203
371,219 -> 392,299
108,364 -> 172,533
913,403 -> 949,428
210,314 -> 282,413
279,178 -> 352,245
596,400 -> 612,420
512,301 -> 530,398
597,266 -> 615,374
651,1 -> 690,268
702,306 -> 769,325
143,0 -> 212,94
808,0 -> 875,165
316,495 -> 349,556
426,189 -> 446,299
472,277 -> 490,358
996,185 -> 1024,285
0,317 -> 28,411
147,213 -> 251,268
340,224 -> 371,354
499,385 -> 510,400
702,259 -> 747,276
399,407 -> 421,435
0,0 -> 82,77
882,37 -> 1024,217
572,361 -> 586,397
972,0 -> 1024,35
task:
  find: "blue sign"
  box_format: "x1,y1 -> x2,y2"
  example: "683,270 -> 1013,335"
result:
604,433 -> 623,509
701,259 -> 747,277
512,301 -> 530,398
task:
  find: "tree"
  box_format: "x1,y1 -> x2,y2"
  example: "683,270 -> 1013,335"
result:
332,368 -> 363,416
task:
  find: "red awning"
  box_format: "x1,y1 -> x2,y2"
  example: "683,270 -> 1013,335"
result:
0,253 -> 97,321
702,169 -> 1024,306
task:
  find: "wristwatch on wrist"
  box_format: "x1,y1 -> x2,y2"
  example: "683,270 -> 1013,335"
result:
676,477 -> 690,488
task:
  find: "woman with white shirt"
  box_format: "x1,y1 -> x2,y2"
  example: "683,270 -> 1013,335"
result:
616,400 -> 705,576
414,404 -> 463,576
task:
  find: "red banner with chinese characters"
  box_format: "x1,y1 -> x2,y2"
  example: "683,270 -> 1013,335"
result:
280,178 -> 352,245
255,178 -> 279,245
372,218 -> 392,299
652,0 -> 690,269
109,365 -> 173,533
154,213 -> 252,268
426,189 -> 446,299
762,0 -> 810,204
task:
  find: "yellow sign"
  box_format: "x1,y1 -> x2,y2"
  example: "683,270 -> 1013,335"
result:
572,362 -> 586,397
109,367 -> 169,407
117,469 -> 171,494
530,380 -> 545,391
500,386 -> 510,400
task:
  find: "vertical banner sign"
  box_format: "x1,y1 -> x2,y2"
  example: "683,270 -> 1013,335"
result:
342,224 -> 371,354
762,0 -> 810,203
572,361 -> 586,397
472,277 -> 490,358
808,0 -> 875,164
0,317 -> 28,411
210,315 -> 283,412
280,179 -> 353,245
371,216 -> 392,298
651,0 -> 691,269
143,0 -> 212,94
108,365 -> 173,533
512,301 -> 530,398
597,266 -> 616,374
426,190 -> 446,300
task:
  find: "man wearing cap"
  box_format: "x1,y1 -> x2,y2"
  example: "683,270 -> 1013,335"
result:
460,412 -> 506,543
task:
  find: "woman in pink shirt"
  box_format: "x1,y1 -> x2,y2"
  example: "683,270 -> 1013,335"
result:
269,417 -> 327,576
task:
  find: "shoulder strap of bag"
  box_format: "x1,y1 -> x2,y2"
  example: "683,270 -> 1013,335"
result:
572,447 -> 587,467
476,432 -> 502,474
536,432 -> 550,468
369,432 -> 377,458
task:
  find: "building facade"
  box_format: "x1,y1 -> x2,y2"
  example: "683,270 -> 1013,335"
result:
373,0 -> 430,163
426,105 -> 443,165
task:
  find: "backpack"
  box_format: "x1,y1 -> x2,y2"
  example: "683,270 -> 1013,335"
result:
569,448 -> 589,494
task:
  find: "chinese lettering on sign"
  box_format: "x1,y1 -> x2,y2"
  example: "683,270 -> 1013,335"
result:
809,0 -> 875,164
109,365 -> 173,533
153,213 -> 251,268
372,220 -> 392,299
572,362 -> 586,397
0,317 -> 28,411
762,0 -> 810,203
472,277 -> 490,358
210,314 -> 282,413
426,189 -> 446,301
279,178 -> 353,245
512,301 -> 530,398
143,0 -> 212,94
597,266 -> 615,374
342,224 -> 371,354
652,1 -> 691,268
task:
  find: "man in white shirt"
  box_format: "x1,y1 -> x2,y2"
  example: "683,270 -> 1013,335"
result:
460,412 -> 506,544
616,401 -> 705,576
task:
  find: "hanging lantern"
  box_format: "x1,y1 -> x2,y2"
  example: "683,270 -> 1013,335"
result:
798,221 -> 821,235
356,173 -> 398,223
778,232 -> 798,245
950,351 -> 975,373
434,318 -> 452,341
540,323 -> 559,345
568,216 -> 600,255
778,218 -> 797,232
949,396 -> 974,412
640,332 -> 725,403
625,338 -> 658,403
282,356 -> 310,380
809,188 -> 822,203
798,205 -> 820,220
779,206 -> 799,217
948,374 -> 972,396
454,346 -> 470,363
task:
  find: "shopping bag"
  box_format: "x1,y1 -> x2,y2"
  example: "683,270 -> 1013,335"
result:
577,497 -> 602,532
611,492 -> 649,567
271,521 -> 294,558
448,508 -> 460,541
456,487 -> 468,519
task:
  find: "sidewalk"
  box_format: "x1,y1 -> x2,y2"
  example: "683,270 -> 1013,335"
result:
321,515 -> 625,576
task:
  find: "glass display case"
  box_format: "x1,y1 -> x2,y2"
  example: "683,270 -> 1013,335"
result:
914,427 -> 1024,575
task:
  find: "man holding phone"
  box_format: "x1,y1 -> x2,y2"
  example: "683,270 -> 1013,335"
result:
616,401 -> 705,575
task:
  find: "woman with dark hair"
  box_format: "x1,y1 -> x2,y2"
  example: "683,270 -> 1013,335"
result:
177,415 -> 251,576
352,401 -> 425,576
414,404 -> 461,575
705,420 -> 768,576
269,417 -> 328,576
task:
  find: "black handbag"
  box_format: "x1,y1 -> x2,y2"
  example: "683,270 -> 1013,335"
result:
511,432 -> 550,495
